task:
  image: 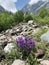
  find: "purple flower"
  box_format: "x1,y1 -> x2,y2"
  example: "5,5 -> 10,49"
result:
16,35 -> 35,54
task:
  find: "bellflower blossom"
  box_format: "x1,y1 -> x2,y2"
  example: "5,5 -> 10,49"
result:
16,35 -> 35,54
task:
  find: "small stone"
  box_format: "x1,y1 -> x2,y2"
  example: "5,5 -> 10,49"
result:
33,25 -> 39,28
28,20 -> 33,25
37,59 -> 43,62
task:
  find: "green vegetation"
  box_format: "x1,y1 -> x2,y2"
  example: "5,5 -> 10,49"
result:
14,11 -> 24,23
1,7 -> 49,65
0,8 -> 49,32
33,8 -> 49,25
0,12 -> 14,31
39,8 -> 49,18
5,36 -> 49,65
0,11 -> 24,32
24,14 -> 33,22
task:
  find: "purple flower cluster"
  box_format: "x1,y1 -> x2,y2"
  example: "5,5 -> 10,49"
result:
16,35 -> 35,54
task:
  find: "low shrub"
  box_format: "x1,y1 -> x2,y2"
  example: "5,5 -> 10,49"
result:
24,14 -> 33,22
0,12 -> 15,32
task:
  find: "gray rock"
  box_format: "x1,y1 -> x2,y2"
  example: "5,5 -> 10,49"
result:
0,35 -> 6,40
16,28 -> 22,33
0,35 -> 8,48
6,36 -> 12,43
33,24 -> 39,28
0,34 -> 3,36
12,35 -> 17,41
28,20 -> 33,25
20,31 -> 31,35
11,27 -> 22,35
12,59 -> 25,65
4,43 -> 14,53
40,31 -> 49,43
5,29 -> 12,34
22,25 -> 28,32
40,60 -> 49,65
0,47 -> 5,61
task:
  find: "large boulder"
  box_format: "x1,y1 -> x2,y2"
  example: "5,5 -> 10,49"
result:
12,59 -> 25,65
40,31 -> 49,43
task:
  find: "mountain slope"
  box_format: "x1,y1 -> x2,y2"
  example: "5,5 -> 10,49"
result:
0,6 -> 5,12
22,0 -> 49,14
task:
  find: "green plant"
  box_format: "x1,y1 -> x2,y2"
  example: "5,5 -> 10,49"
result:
26,48 -> 39,65
39,8 -> 49,18
14,10 -> 24,23
37,42 -> 49,60
43,46 -> 49,59
0,12 -> 15,32
24,14 -> 33,22
16,35 -> 35,60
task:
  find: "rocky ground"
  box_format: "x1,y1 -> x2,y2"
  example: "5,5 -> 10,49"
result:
0,20 -> 49,65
